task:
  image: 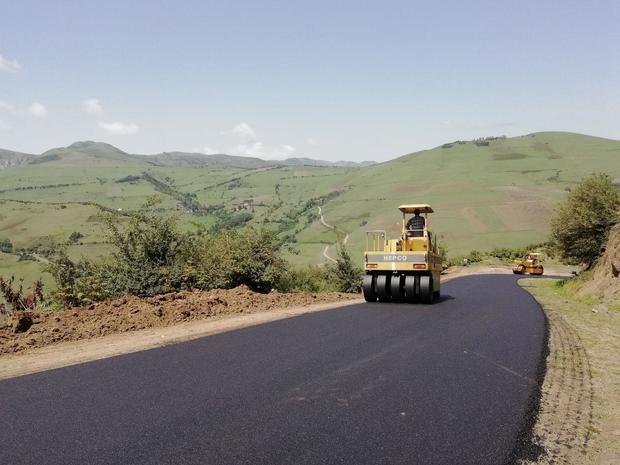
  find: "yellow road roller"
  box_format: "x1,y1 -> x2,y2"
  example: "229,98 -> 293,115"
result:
363,204 -> 442,304
512,252 -> 544,275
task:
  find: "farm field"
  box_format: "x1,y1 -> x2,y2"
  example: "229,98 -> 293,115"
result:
0,131 -> 619,287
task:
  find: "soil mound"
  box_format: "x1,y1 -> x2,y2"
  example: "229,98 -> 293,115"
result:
577,224 -> 620,300
0,287 -> 357,354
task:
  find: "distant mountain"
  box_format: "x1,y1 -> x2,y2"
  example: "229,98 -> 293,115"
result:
0,149 -> 36,170
130,150 -> 376,168
0,141 -> 376,169
130,152 -> 274,169
281,157 -> 376,167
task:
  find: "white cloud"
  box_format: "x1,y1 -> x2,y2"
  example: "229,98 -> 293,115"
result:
0,101 -> 15,113
0,54 -> 21,73
306,138 -> 318,146
99,121 -> 139,135
221,122 -> 257,141
0,120 -> 10,132
202,146 -> 218,155
220,122 -> 295,159
82,98 -> 103,115
28,102 -> 49,119
232,141 -> 296,160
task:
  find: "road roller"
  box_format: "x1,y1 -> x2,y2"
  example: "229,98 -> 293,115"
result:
512,252 -> 544,275
362,204 -> 442,304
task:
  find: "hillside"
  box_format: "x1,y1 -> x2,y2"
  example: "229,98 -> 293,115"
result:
0,149 -> 36,169
0,131 -> 618,286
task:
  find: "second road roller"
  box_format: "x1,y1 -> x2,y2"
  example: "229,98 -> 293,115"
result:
362,204 -> 442,304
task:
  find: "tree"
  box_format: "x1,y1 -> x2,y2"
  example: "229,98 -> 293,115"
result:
550,173 -> 620,267
330,244 -> 362,293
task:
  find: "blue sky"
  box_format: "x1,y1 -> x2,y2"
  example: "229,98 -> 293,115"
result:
0,0 -> 618,161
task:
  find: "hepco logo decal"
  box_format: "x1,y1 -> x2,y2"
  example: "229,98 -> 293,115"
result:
382,255 -> 408,261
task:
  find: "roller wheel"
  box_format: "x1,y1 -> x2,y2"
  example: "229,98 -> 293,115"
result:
419,276 -> 434,304
376,275 -> 390,302
362,274 -> 377,302
390,275 -> 403,302
404,275 -> 417,303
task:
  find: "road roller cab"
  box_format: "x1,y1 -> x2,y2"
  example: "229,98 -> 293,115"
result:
363,204 -> 442,304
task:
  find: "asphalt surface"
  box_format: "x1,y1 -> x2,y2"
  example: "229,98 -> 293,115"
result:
0,275 -> 547,465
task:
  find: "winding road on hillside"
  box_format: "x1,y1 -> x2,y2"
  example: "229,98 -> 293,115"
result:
0,275 -> 547,465
318,205 -> 349,263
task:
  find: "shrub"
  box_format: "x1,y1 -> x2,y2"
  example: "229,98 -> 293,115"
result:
550,172 -> 620,267
27,236 -> 59,258
277,266 -> 337,293
329,244 -> 362,293
47,210 -> 193,305
68,231 -> 84,244
0,238 -> 13,254
46,209 -> 287,306
116,175 -> 142,183
467,250 -> 484,263
489,246 -> 528,261
0,276 -> 44,314
45,250 -> 114,306
437,242 -> 449,263
205,228 -> 286,293
210,212 -> 253,233
17,252 -> 36,262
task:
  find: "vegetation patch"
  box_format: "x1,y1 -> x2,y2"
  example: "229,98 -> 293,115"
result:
28,154 -> 61,164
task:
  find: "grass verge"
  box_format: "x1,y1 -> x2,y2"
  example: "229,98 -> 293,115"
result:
519,278 -> 620,464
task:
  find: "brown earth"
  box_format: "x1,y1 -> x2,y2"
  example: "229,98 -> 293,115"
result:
0,286 -> 358,355
576,224 -> 620,301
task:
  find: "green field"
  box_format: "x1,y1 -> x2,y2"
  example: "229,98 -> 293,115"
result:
0,131 -> 619,287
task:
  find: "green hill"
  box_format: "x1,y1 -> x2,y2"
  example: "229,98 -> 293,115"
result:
0,149 -> 36,169
0,131 -> 618,286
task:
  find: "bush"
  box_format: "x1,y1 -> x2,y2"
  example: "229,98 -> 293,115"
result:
46,210 -> 287,306
550,173 -> 620,267
116,175 -> 142,183
489,246 -> 528,261
26,236 -> 59,258
329,244 -> 362,293
210,212 -> 253,233
467,250 -> 484,263
0,238 -> 13,254
45,250 -> 114,306
68,231 -> 84,244
225,228 -> 286,292
277,266 -> 337,293
277,246 -> 362,294
0,276 -> 44,314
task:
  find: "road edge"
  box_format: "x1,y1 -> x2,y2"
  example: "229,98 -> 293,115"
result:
0,298 -> 363,381
505,277 -> 550,465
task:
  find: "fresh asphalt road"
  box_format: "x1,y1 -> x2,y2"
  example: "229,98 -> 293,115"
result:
0,275 -> 547,465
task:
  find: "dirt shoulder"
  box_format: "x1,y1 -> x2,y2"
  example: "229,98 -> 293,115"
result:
0,287 -> 360,380
519,278 -> 620,465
